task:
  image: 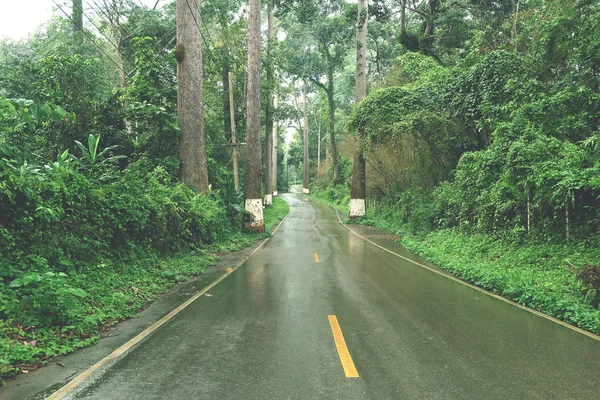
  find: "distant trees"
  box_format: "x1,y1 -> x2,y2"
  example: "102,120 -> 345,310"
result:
279,0 -> 353,184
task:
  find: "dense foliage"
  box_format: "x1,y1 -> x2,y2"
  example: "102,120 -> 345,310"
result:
0,0 -> 291,383
303,0 -> 600,334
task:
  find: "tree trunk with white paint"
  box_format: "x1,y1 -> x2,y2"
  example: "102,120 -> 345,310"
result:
244,0 -> 264,231
273,93 -> 278,196
349,0 -> 368,219
303,80 -> 310,194
264,0 -> 274,206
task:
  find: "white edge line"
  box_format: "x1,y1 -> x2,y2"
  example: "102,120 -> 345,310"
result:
334,207 -> 600,342
46,203 -> 293,400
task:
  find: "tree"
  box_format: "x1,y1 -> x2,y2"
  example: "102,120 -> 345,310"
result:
349,0 -> 368,218
264,0 -> 274,206
98,0 -> 128,88
244,0 -> 264,231
279,0 -> 353,184
273,93 -> 279,196
303,80 -> 310,193
176,0 -> 209,194
72,0 -> 84,53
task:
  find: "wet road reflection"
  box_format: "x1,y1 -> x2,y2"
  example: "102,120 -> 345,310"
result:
70,194 -> 600,400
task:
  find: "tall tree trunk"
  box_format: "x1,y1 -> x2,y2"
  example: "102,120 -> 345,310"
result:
116,36 -> 126,89
228,72 -> 240,195
349,0 -> 368,218
264,0 -> 274,206
565,192 -> 570,240
303,80 -> 310,194
327,70 -> 339,183
317,120 -> 321,177
244,0 -> 264,231
102,1 -> 131,132
223,53 -> 231,140
512,0 -> 521,50
72,0 -> 84,53
176,0 -> 209,194
399,0 -> 406,35
102,1 -> 126,88
526,183 -> 531,233
423,0 -> 436,56
273,93 -> 279,196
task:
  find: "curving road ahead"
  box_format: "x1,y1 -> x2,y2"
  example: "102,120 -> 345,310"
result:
51,194 -> 600,399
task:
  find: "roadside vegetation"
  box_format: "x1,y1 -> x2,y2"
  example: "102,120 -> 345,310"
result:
292,1 -> 600,335
0,1 -> 291,384
2,0 -> 600,386
0,140 -> 289,382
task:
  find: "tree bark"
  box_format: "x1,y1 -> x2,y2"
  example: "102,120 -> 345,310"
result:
228,72 -> 240,195
273,93 -> 279,196
326,70 -> 339,183
349,0 -> 368,219
423,0 -> 436,56
303,80 -> 310,194
223,53 -> 231,140
72,0 -> 84,53
400,0 -> 406,35
244,0 -> 264,231
264,0 -> 274,206
317,120 -> 321,177
176,0 -> 209,194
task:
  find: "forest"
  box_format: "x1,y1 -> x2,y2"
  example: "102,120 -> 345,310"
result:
1,0 -> 599,385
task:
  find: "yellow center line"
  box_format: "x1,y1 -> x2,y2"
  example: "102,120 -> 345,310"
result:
314,253 -> 320,263
328,315 -> 359,378
313,233 -> 317,239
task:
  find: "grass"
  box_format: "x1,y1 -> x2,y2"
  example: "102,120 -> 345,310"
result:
357,209 -> 600,336
265,196 -> 291,233
0,197 -> 290,385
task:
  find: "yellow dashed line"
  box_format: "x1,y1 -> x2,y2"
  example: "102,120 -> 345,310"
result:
328,315 -> 359,378
314,253 -> 320,263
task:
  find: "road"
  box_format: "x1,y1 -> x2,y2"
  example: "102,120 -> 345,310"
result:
53,194 -> 600,399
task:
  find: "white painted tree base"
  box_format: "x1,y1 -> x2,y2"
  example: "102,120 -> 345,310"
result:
273,191 -> 278,197
303,188 -> 310,194
348,198 -> 366,218
264,194 -> 273,206
244,198 -> 264,231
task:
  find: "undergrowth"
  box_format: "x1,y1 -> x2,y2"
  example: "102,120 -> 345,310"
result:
0,152 -> 290,385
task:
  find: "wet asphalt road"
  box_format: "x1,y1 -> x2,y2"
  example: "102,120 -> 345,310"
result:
65,194 -> 600,399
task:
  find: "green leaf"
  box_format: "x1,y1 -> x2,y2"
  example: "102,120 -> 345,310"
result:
8,278 -> 23,288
